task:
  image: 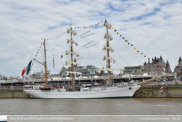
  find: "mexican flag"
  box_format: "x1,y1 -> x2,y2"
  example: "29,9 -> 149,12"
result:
22,60 -> 32,78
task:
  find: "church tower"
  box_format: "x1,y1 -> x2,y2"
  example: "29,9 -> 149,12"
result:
166,60 -> 171,73
178,57 -> 182,66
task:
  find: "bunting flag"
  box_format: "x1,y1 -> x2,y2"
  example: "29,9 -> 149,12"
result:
162,68 -> 165,71
134,47 -> 136,49
60,55 -> 63,59
113,26 -> 149,58
74,22 -> 102,29
158,65 -> 161,68
160,84 -> 163,92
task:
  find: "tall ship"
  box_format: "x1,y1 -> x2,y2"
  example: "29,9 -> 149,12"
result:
24,20 -> 141,98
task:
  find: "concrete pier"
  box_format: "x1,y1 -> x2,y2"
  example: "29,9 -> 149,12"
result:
0,89 -> 29,98
133,84 -> 182,98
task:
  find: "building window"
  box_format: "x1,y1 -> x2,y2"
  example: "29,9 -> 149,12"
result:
180,77 -> 182,81
124,71 -> 132,73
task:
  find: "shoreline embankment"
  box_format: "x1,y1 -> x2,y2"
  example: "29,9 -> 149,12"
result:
133,84 -> 182,98
0,84 -> 182,98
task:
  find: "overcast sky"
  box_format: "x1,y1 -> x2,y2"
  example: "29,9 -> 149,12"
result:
0,0 -> 182,77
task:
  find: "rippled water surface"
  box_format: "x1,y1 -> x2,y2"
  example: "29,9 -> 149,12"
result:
0,98 -> 182,115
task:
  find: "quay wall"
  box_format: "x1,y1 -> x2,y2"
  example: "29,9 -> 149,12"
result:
1,85 -> 182,98
0,90 -> 29,98
133,85 -> 182,98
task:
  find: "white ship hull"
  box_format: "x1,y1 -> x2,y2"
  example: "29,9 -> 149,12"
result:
24,83 -> 140,99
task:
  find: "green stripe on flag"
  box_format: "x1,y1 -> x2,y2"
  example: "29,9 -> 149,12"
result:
26,60 -> 32,75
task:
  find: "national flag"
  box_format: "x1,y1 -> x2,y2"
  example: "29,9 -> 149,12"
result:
162,68 -> 165,71
144,55 -> 146,57
114,29 -> 117,32
141,53 -> 143,54
60,55 -> 63,59
122,37 -> 125,39
22,60 -> 32,78
120,34 -> 122,37
134,47 -> 136,50
128,42 -> 130,45
117,32 -> 119,34
131,44 -> 134,46
112,27 -> 114,29
137,50 -> 139,52
125,40 -> 128,42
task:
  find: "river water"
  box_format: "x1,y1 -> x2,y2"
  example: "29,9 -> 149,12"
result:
0,98 -> 182,115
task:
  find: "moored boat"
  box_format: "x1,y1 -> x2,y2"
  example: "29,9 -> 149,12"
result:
24,20 -> 141,98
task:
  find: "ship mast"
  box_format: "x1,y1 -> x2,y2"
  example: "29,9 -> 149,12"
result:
103,20 -> 115,85
44,39 -> 48,87
66,26 -> 81,91
106,23 -> 112,85
70,28 -> 75,91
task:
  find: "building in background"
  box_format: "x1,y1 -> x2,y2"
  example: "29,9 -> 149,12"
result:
174,57 -> 182,81
0,74 -> 7,80
58,65 -> 107,78
30,70 -> 50,80
144,56 -> 172,75
123,65 -> 145,75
